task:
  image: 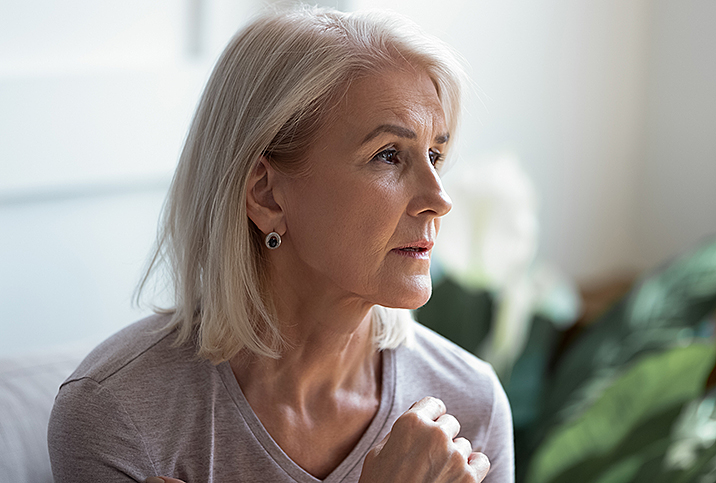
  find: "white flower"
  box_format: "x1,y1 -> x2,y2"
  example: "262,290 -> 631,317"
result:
437,153 -> 538,291
435,153 -> 579,376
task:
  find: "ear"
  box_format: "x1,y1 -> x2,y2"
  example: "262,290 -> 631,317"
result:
246,156 -> 286,235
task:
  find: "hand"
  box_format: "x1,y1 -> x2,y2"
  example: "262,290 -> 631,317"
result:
145,478 -> 186,483
359,397 -> 490,483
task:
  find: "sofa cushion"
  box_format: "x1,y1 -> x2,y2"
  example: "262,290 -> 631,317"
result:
0,346 -> 90,483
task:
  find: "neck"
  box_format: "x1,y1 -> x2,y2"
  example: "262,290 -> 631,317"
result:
230,260 -> 381,410
233,314 -> 377,401
228,248 -> 387,479
231,247 -> 380,409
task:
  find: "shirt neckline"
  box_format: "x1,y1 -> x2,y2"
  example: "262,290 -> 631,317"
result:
216,348 -> 396,483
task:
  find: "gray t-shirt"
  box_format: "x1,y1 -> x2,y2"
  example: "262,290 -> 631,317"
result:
48,314 -> 514,482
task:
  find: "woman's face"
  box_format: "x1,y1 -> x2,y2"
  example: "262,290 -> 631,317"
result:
275,66 -> 452,310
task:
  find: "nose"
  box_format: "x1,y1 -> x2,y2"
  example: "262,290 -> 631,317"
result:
407,161 -> 453,218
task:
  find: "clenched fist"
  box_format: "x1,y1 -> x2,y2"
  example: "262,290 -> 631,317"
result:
359,397 -> 490,483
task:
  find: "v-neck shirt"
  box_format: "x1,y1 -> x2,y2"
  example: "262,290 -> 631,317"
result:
215,348 -> 395,482
49,314 -> 514,482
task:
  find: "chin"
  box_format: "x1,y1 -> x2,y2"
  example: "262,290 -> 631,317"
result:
382,276 -> 433,310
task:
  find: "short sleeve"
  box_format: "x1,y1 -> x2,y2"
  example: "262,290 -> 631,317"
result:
481,372 -> 515,483
48,377 -> 156,482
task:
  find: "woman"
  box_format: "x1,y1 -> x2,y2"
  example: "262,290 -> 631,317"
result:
48,6 -> 513,482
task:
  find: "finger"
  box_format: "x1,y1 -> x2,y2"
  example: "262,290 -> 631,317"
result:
409,396 -> 446,422
435,413 -> 461,439
468,452 -> 491,481
453,437 -> 472,461
145,478 -> 187,483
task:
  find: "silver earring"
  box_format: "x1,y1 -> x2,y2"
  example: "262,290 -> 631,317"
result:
265,231 -> 281,249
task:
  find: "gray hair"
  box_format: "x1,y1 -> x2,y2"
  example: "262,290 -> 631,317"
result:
138,5 -> 466,363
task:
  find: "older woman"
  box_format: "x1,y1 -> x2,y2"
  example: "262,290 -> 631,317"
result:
48,6 -> 513,483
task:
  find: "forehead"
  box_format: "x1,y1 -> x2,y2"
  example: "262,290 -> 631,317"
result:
332,68 -> 448,141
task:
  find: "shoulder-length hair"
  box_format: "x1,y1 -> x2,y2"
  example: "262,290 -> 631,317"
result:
138,5 -> 465,363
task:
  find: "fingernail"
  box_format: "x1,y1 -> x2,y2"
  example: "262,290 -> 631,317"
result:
146,478 -> 165,483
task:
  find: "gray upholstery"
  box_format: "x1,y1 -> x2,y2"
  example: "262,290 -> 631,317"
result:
0,347 -> 89,483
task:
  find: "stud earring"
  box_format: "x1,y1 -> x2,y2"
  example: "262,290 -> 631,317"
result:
265,231 -> 281,249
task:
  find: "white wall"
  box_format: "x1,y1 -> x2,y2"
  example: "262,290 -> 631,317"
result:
0,1 -> 217,356
636,0 -> 716,269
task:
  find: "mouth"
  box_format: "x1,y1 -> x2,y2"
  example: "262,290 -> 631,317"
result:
397,246 -> 429,253
391,241 -> 434,259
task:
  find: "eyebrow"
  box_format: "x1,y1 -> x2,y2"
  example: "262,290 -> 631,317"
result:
360,124 -> 450,145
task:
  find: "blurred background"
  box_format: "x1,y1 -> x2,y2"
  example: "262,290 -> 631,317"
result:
2,1 -> 716,481
2,0 -> 714,354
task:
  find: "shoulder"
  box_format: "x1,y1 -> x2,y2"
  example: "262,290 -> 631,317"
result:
392,321 -> 514,480
48,314 -> 182,479
48,374 -> 156,480
48,314 -> 214,479
51,312 -> 206,433
400,321 -> 501,394
55,312 -> 215,411
64,313 -> 183,385
393,321 -> 505,420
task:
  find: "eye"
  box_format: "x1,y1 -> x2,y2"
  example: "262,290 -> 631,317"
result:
429,149 -> 444,167
373,148 -> 400,165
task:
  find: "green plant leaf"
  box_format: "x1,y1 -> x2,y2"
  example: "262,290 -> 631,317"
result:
527,343 -> 716,483
591,454 -> 643,483
543,238 -> 716,424
543,402 -> 683,483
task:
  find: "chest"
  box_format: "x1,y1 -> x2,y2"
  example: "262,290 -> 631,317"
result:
256,399 -> 380,480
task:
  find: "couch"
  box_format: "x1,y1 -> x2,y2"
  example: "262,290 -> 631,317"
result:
0,346 -> 91,482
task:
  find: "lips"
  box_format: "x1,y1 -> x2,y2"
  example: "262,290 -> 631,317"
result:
393,240 -> 434,251
391,240 -> 434,258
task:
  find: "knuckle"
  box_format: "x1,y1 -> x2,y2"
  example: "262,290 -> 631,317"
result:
441,451 -> 474,483
430,431 -> 448,449
475,452 -> 491,471
427,396 -> 446,412
426,424 -> 451,447
448,449 -> 466,468
473,452 -> 489,466
469,452 -> 491,480
445,413 -> 460,431
454,436 -> 471,451
394,410 -> 423,433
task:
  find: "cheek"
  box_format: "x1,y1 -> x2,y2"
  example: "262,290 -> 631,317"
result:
286,180 -> 400,268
